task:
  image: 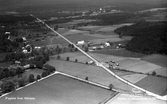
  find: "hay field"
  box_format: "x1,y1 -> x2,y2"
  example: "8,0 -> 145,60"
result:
83,33 -> 119,38
141,54 -> 167,67
62,30 -> 88,36
117,59 -> 161,73
47,59 -> 134,92
93,49 -> 145,58
96,26 -> 118,32
89,38 -> 124,44
0,74 -> 115,104
121,74 -> 147,83
135,76 -> 167,95
78,26 -> 103,31
106,93 -> 166,104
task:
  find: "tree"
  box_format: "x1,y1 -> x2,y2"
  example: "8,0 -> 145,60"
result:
109,84 -> 114,90
152,71 -> 156,76
66,57 -> 70,61
85,77 -> 88,80
36,75 -> 41,81
29,74 -> 35,83
57,55 -> 60,59
75,59 -> 78,62
41,71 -> 48,78
1,81 -> 15,93
85,47 -> 89,52
75,48 -> 78,51
35,61 -> 43,69
43,64 -> 56,73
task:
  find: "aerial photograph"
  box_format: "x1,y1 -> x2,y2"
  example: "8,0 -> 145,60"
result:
0,0 -> 167,104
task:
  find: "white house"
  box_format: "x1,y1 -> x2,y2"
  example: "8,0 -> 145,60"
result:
22,37 -> 27,41
105,42 -> 110,47
77,40 -> 85,45
5,32 -> 10,35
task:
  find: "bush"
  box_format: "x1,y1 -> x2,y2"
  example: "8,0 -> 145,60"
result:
85,62 -> 88,64
57,55 -> 60,59
36,75 -> 41,81
43,64 -> 56,73
66,57 -> 70,61
41,71 -> 49,78
85,77 -> 88,80
152,71 -> 156,76
75,59 -> 78,62
109,84 -> 114,90
75,48 -> 78,51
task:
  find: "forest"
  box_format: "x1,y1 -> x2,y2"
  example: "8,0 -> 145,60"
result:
114,21 -> 167,55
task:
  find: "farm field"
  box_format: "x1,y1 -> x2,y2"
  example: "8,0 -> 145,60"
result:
135,76 -> 167,95
141,54 -> 167,67
96,26 -> 120,32
47,59 -> 136,92
121,74 -> 147,83
89,38 -> 124,44
57,52 -> 126,63
78,26 -> 103,31
117,59 -> 162,73
31,32 -> 101,47
93,48 -> 145,58
47,28 -> 70,36
83,33 -> 119,38
0,74 -> 116,104
106,93 -> 166,104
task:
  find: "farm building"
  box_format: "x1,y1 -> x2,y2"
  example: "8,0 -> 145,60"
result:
105,42 -> 110,47
76,40 -> 85,45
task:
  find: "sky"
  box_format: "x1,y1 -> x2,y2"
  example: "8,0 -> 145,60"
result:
0,0 -> 166,12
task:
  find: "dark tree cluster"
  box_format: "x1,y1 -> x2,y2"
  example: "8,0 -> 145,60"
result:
0,81 -> 15,93
0,15 -> 35,24
114,21 -> 167,55
0,67 -> 24,80
43,64 -> 56,74
0,33 -> 20,53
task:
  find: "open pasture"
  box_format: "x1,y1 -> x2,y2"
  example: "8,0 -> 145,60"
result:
0,74 -> 116,104
135,76 -> 167,95
47,59 -> 134,92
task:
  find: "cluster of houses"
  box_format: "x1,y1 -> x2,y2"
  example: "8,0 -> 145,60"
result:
76,40 -> 112,51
